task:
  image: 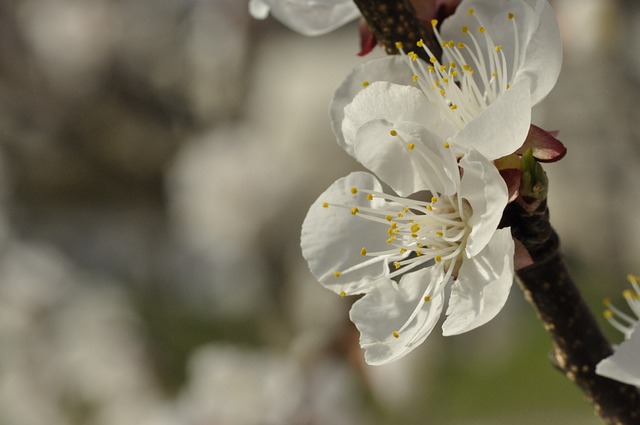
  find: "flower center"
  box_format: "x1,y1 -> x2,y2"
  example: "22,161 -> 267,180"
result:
328,187 -> 471,282
603,274 -> 640,339
397,8 -> 522,129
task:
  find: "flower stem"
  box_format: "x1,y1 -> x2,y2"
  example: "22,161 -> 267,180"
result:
351,0 -> 440,61
504,199 -> 640,425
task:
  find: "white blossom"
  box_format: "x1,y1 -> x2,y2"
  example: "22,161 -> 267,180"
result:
301,129 -> 514,364
249,0 -> 360,36
331,0 -> 562,161
595,275 -> 640,387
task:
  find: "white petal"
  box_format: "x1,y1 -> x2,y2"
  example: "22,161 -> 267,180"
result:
353,120 -> 458,197
452,79 -> 532,160
441,0 -> 561,106
596,328 -> 640,387
458,149 -> 509,256
252,0 -> 360,36
301,172 -> 401,295
331,56 -> 415,156
516,0 -> 563,105
349,268 -> 447,365
442,228 -> 515,336
342,81 -> 439,156
248,0 -> 270,19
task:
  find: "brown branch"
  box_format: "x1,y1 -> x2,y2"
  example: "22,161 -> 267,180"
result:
352,0 -> 440,61
504,199 -> 640,425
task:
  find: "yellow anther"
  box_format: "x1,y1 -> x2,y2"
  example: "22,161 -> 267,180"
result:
427,205 -> 433,211
407,143 -> 415,150
491,72 -> 497,77
412,74 -> 419,82
351,207 -> 359,215
416,242 -> 424,248
392,331 -> 400,338
390,130 -> 398,136
431,19 -> 438,27
362,81 -> 370,87
399,248 -> 407,254
434,80 -> 441,87
435,255 -> 442,262
397,212 -> 404,217
431,196 -> 438,203
448,40 -> 455,48
436,231 -> 444,236
360,247 -> 367,256
333,271 -> 341,278
628,274 -> 640,284
395,41 -> 403,49
462,25 -> 469,33
442,78 -> 449,83
403,207 -> 409,212
441,41 -> 447,48
443,141 -> 450,148
385,215 -> 393,221
603,309 -> 613,319
450,62 -> 456,68
416,250 -> 423,256
430,57 -> 437,64
391,223 -> 397,229
411,233 -> 418,238
508,12 -> 515,20
367,194 -> 373,201
424,295 -> 431,302
322,202 -> 329,208
479,27 -> 486,33
439,89 -> 445,96
495,45 -> 502,52
440,65 -> 447,72
451,71 -> 458,77
463,64 -> 473,71
409,51 -> 418,61
624,289 -> 638,300
411,224 -> 420,233
393,262 -> 401,270
458,42 -> 465,49
428,66 -> 435,72
468,8 -> 474,15
351,187 -> 358,194
450,104 -> 457,110
417,39 -> 424,47
507,83 -> 511,89
603,297 -> 611,306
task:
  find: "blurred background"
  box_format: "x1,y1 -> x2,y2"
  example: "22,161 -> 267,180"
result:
0,0 -> 638,424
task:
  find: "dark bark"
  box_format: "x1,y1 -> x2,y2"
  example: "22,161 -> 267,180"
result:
504,200 -> 640,425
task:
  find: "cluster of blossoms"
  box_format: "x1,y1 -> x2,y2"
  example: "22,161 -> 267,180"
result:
253,0 -> 563,365
595,275 -> 640,387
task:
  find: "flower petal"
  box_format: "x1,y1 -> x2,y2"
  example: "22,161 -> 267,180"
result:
452,78 -> 532,160
516,0 -> 563,105
442,227 -> 515,336
331,57 -> 415,157
516,124 -> 567,163
596,328 -> 640,387
353,120 -> 458,196
301,172 -> 401,295
458,149 -> 509,256
250,0 -> 361,36
349,267 -> 447,365
440,0 -> 561,106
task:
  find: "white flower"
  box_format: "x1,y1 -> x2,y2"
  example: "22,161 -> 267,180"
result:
595,275 -> 640,387
249,0 -> 360,36
331,0 -> 562,161
301,129 -> 514,365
